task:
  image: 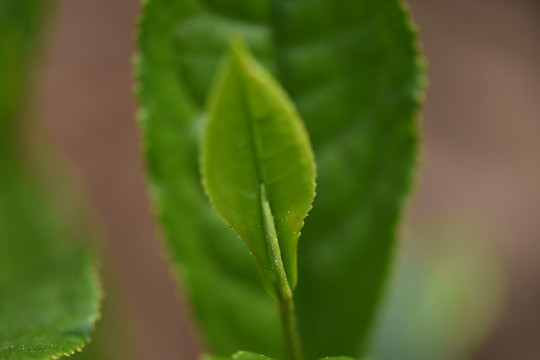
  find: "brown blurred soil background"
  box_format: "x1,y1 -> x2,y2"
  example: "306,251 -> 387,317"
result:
36,0 -> 540,359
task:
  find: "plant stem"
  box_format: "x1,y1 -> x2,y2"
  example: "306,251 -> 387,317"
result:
278,290 -> 303,360
260,184 -> 304,360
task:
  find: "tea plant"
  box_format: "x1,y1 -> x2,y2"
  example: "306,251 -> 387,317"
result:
136,0 -> 424,359
1,0 -> 430,358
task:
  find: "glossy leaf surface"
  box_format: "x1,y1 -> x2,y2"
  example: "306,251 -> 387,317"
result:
137,0 -> 424,358
201,41 -> 315,296
0,1 -> 101,358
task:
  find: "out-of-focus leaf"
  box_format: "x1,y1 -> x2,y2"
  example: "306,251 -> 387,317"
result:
201,351 -> 275,360
0,1 -> 102,358
137,0 -> 424,358
0,0 -> 47,142
0,157 -> 102,360
200,355 -> 233,360
368,224 -> 505,360
201,40 -> 315,296
202,352 -> 361,360
232,351 -> 276,360
70,266 -> 135,360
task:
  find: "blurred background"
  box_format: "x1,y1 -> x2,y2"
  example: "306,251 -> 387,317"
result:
33,0 -> 539,359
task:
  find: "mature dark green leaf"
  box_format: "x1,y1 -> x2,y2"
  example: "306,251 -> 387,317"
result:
137,0 -> 424,358
201,40 -> 315,296
0,1 -> 101,358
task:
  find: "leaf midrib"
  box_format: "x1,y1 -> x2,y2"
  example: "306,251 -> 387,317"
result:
234,54 -> 289,291
235,59 -> 266,190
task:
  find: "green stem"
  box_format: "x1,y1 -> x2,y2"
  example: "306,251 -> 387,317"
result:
260,184 -> 304,360
278,291 -> 303,360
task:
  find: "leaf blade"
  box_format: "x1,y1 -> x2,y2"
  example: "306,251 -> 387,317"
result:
0,158 -> 102,360
201,40 -> 316,295
0,1 -> 102,358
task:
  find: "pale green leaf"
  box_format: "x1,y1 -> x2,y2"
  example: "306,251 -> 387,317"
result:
201,40 -> 316,296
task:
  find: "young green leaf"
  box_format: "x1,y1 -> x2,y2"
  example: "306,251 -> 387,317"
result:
201,40 -> 316,297
137,0 -> 424,358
